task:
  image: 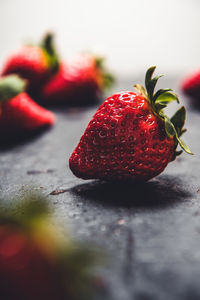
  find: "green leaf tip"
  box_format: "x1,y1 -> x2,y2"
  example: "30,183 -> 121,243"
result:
145,66 -> 156,91
164,113 -> 193,155
95,56 -> 104,69
170,106 -> 193,154
134,84 -> 148,99
0,75 -> 27,103
41,32 -> 60,73
94,56 -> 115,90
177,136 -> 193,155
134,67 -> 193,156
170,106 -> 185,136
142,66 -> 178,106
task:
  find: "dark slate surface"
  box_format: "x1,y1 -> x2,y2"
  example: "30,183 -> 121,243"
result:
0,77 -> 200,300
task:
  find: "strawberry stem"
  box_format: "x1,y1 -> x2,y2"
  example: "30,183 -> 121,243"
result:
41,32 -> 60,73
0,75 -> 27,103
94,56 -> 115,90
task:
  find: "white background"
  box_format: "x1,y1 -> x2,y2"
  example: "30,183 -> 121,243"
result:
0,0 -> 200,77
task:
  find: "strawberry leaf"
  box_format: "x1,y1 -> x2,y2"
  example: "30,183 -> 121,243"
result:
164,116 -> 176,137
134,66 -> 192,157
102,72 -> 115,89
134,84 -> 148,99
180,128 -> 187,137
175,150 -> 183,157
155,102 -> 167,113
145,66 -> 156,90
170,106 -> 186,137
171,150 -> 183,161
155,91 -> 179,113
95,56 -> 104,69
176,136 -> 193,155
147,75 -> 163,102
153,88 -> 172,101
0,75 -> 27,103
155,91 -> 179,104
94,56 -> 115,90
41,32 -> 60,73
164,115 -> 193,154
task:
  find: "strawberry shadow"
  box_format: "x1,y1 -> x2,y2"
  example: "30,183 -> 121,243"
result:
0,126 -> 52,151
35,92 -> 101,110
49,104 -> 98,118
68,175 -> 191,210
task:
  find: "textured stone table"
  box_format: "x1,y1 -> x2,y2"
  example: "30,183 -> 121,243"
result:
0,77 -> 200,300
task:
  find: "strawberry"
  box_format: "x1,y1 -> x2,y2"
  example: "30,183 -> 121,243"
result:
0,75 -> 55,135
69,67 -> 192,182
1,33 -> 59,92
0,225 -> 64,300
40,53 -> 114,105
181,69 -> 200,98
0,192 -> 98,300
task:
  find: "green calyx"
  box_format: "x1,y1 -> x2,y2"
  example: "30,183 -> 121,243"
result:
94,56 -> 115,90
0,75 -> 27,103
40,32 -> 60,73
134,66 -> 193,156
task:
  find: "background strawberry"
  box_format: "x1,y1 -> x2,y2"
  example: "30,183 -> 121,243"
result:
0,192 -> 98,300
0,75 -> 55,135
0,225 -> 65,300
1,33 -> 59,93
69,67 -> 192,182
40,53 -> 114,105
181,69 -> 200,98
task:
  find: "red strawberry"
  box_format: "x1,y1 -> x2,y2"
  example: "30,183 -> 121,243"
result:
1,33 -> 59,92
181,69 -> 200,98
0,193 -> 98,300
69,67 -> 192,182
0,75 -> 55,134
40,53 -> 114,105
0,225 -> 64,300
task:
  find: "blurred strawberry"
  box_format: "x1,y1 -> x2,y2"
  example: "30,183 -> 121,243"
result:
181,69 -> 200,99
0,192 -> 98,300
0,75 -> 55,135
0,225 -> 65,300
1,33 -> 59,92
40,53 -> 114,105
